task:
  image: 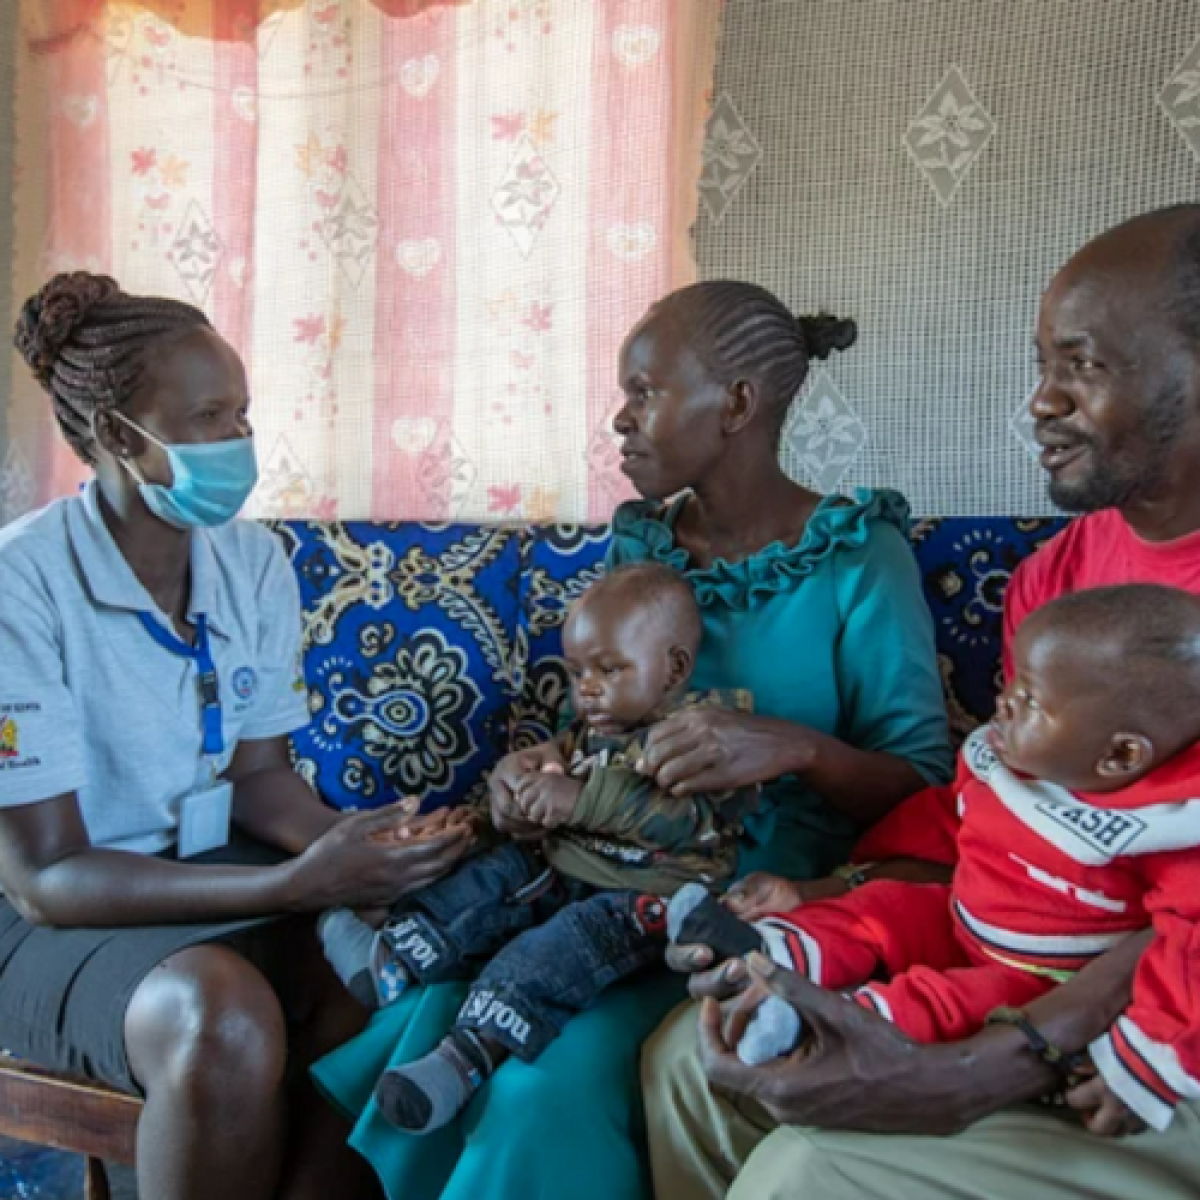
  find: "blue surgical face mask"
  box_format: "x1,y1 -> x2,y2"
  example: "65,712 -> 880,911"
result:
115,413 -> 258,529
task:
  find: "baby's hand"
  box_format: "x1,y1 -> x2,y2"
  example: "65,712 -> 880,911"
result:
513,759 -> 565,789
515,773 -> 582,829
1066,1070 -> 1147,1137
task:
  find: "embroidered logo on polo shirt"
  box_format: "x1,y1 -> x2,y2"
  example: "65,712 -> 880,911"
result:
0,717 -> 18,759
0,703 -> 43,771
232,667 -> 258,705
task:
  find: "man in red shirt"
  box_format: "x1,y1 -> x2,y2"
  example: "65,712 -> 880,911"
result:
1004,207 -> 1200,668
644,204 -> 1200,1200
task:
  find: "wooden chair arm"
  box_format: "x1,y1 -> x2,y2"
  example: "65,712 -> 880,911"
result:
0,1057 -> 141,1166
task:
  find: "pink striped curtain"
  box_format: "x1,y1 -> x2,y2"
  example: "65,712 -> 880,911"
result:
22,0 -> 465,48
4,0 -> 721,522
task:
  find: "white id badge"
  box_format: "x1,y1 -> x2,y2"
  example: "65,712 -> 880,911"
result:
177,782 -> 234,859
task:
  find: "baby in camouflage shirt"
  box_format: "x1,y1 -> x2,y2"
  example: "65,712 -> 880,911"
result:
319,562 -> 756,1134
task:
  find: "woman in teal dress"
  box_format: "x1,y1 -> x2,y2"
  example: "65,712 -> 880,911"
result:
312,281 -> 953,1199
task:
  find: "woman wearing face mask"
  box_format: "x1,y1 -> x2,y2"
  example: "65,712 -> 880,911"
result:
313,282 -> 953,1200
0,273 -> 475,1200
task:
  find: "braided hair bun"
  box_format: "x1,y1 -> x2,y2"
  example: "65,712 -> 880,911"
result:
12,272 -> 211,465
651,281 -> 860,437
14,273 -> 122,388
797,313 -> 857,361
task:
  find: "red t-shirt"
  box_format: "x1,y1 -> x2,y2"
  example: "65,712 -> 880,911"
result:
1002,509 -> 1200,679
861,508 -> 1200,866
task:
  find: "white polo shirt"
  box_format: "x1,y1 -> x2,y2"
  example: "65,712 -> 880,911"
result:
0,482 -> 311,854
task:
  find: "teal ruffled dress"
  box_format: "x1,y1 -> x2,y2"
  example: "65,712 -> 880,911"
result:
312,489 -> 953,1200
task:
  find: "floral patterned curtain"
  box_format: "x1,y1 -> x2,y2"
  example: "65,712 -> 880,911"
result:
3,0 -> 721,522
23,0 -> 467,48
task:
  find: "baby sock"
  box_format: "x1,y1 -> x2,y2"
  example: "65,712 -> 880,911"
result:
375,1029 -> 496,1134
317,908 -> 411,1010
317,908 -> 379,1009
667,886 -> 802,1064
667,882 -> 765,961
737,995 -> 803,1065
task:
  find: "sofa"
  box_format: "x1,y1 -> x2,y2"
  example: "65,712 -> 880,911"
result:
272,515 -> 1067,813
0,513 -> 1068,1194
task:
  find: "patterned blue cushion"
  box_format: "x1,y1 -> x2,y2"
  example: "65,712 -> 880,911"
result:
272,516 -> 1067,810
510,525 -> 608,751
911,517 -> 1065,737
270,521 -> 522,811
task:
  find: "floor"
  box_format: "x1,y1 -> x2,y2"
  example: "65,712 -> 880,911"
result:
0,1147 -> 137,1198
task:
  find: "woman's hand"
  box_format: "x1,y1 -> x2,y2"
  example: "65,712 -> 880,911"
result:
638,709 -> 930,828
637,710 -> 808,797
724,872 -> 848,921
370,803 -> 480,842
286,801 -> 474,911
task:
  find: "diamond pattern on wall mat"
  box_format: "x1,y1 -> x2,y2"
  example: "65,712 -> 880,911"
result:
783,371 -> 868,494
699,92 -> 762,223
904,66 -> 995,205
1159,36 -> 1200,160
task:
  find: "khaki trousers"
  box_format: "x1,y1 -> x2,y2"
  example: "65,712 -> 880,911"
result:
643,1000 -> 1200,1200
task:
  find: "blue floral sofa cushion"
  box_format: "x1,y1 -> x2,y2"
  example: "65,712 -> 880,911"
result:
508,526 -> 609,751
909,517 -> 1065,737
271,521 -> 523,810
272,517 -> 1066,811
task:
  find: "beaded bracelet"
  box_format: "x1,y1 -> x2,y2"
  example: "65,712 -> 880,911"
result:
831,861 -> 875,891
985,1006 -> 1093,1106
985,1006 -> 1089,1072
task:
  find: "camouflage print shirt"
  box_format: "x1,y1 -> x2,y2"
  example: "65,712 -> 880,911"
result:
543,689 -> 758,896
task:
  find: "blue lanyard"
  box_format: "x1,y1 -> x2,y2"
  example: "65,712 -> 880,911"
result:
137,612 -> 225,756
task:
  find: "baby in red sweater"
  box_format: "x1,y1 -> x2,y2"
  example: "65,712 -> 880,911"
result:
670,583 -> 1200,1132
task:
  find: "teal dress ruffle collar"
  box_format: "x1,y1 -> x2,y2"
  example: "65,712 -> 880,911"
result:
609,488 -> 911,610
